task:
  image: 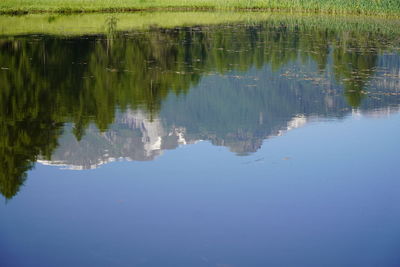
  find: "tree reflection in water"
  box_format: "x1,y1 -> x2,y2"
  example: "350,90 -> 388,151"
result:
1,21 -> 400,199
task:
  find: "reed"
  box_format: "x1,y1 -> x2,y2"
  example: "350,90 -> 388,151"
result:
0,0 -> 399,16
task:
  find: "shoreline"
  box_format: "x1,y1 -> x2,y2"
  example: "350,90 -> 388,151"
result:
2,11 -> 400,37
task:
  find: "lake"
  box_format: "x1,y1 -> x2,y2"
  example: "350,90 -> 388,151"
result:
1,13 -> 400,267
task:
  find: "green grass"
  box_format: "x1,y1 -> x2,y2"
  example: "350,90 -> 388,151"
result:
2,11 -> 400,37
0,12 -> 271,35
0,0 -> 400,16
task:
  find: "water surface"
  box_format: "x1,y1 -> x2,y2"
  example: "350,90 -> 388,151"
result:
1,13 -> 400,266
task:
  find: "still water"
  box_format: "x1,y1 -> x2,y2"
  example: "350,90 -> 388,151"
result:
1,14 -> 400,266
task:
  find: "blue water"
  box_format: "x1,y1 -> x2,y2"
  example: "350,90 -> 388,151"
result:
2,19 -> 400,266
2,113 -> 400,267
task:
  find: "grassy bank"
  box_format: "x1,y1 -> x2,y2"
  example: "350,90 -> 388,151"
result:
1,0 -> 400,16
2,12 -> 400,37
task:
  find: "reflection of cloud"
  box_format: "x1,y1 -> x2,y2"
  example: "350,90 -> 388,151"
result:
120,109 -> 164,156
276,115 -> 307,137
353,106 -> 400,118
37,105 -> 400,171
37,113 -> 314,170
287,115 -> 308,131
176,128 -> 187,145
38,109 -> 189,170
37,158 -> 118,170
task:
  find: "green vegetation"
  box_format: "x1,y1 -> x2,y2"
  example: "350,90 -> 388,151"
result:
1,0 -> 400,15
2,12 -> 400,37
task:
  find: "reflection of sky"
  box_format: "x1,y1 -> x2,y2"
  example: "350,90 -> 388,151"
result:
1,113 -> 400,267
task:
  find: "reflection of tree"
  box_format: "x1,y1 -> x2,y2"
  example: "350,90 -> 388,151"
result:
0,38 -> 77,198
333,34 -> 378,107
105,16 -> 118,50
0,121 -> 62,199
0,22 -> 397,198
